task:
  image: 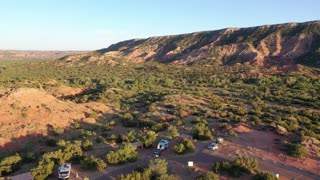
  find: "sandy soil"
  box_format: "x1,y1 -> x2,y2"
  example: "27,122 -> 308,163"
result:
228,124 -> 320,176
0,87 -> 111,151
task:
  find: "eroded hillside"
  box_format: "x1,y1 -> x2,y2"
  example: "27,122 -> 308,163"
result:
61,21 -> 320,67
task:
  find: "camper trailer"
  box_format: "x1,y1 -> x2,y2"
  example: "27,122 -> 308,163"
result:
157,139 -> 169,151
58,163 -> 71,179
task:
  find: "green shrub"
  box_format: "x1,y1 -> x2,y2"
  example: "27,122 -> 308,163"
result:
184,139 -> 195,152
80,130 -> 96,138
212,161 -> 232,173
82,140 -> 94,151
253,171 -> 277,180
105,143 -> 138,165
212,157 -> 257,177
107,134 -> 122,144
31,158 -> 54,180
173,139 -> 195,154
121,112 -> 138,127
127,130 -> 137,142
168,125 -> 180,137
22,152 -> 37,163
140,130 -> 157,148
73,122 -> 82,129
123,113 -> 133,120
173,143 -> 186,154
0,154 -> 22,176
286,143 -> 307,158
138,118 -> 156,128
118,159 -> 177,180
151,123 -> 166,132
196,171 -> 219,180
233,156 -> 258,174
57,139 -> 68,147
53,127 -> 64,135
96,136 -> 105,143
175,119 -> 184,126
193,123 -> 214,140
118,171 -> 143,180
106,120 -> 117,126
80,156 -> 107,171
148,103 -> 157,112
191,117 -> 208,125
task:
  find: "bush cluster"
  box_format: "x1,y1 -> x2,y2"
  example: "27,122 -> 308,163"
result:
140,130 -> 157,148
286,143 -> 307,158
105,143 -> 138,165
118,159 -> 178,180
173,139 -> 195,154
31,142 -> 82,179
0,154 -> 22,176
82,140 -> 94,151
80,156 -> 107,171
193,122 -> 214,140
212,156 -> 258,177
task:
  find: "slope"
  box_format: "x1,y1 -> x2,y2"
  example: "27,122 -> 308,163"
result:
61,21 -> 320,67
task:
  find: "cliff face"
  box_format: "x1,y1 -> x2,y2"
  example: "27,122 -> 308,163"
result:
63,21 -> 320,67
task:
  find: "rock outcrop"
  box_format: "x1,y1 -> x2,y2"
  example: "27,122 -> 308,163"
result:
276,125 -> 288,135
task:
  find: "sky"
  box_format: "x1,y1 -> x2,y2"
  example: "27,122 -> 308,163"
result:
0,0 -> 319,50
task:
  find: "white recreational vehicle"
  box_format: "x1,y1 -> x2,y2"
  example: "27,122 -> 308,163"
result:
58,163 -> 71,179
157,139 -> 169,151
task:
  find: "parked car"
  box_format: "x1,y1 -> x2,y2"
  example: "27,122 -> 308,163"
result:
157,139 -> 169,151
58,163 -> 71,179
208,142 -> 218,150
153,149 -> 161,157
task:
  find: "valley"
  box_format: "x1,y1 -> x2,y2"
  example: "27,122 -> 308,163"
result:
0,21 -> 320,180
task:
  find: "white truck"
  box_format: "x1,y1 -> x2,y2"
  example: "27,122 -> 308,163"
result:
58,163 -> 71,179
157,139 -> 169,151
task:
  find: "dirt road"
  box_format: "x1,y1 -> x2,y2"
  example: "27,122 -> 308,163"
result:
84,141 -> 320,180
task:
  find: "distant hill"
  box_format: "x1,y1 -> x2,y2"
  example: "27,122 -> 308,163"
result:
61,20 -> 320,67
0,50 -> 89,61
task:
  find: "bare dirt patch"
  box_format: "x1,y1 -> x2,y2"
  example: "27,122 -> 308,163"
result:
234,124 -> 252,133
0,87 -> 111,151
46,85 -> 84,98
225,127 -> 320,177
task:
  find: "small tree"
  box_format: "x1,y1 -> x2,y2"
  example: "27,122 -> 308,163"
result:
80,156 -> 106,171
168,125 -> 179,137
148,159 -> 168,177
127,130 -> 137,142
173,143 -> 186,154
140,130 -> 157,148
233,156 -> 258,174
212,161 -> 232,173
286,143 -> 307,158
31,158 -> 54,180
193,123 -> 213,140
105,143 -> 138,165
184,139 -> 195,152
173,139 -> 194,154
